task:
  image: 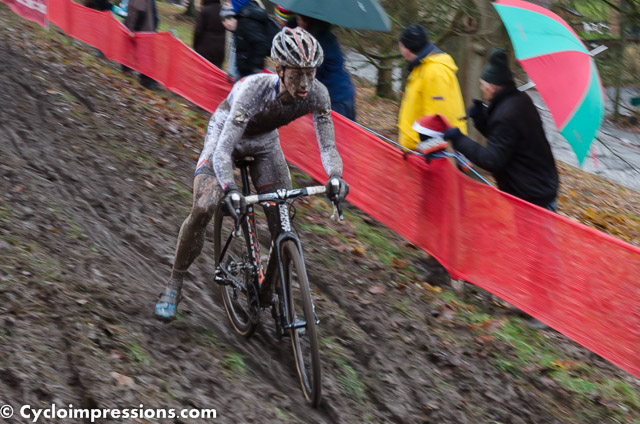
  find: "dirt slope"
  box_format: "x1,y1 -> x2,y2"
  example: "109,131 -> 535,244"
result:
1,6 -> 639,424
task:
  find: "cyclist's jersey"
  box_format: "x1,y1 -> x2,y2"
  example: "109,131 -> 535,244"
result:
197,73 -> 343,190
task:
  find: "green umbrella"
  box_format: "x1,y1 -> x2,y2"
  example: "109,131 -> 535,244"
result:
273,0 -> 391,32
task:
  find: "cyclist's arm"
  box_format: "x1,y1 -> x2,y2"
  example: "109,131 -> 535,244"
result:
310,81 -> 343,177
211,87 -> 254,190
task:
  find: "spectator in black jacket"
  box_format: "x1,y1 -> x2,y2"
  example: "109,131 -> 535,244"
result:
193,0 -> 226,67
230,0 -> 270,78
84,0 -> 111,11
444,48 -> 559,210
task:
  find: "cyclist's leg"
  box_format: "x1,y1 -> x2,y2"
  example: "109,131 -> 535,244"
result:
249,137 -> 292,295
155,169 -> 222,320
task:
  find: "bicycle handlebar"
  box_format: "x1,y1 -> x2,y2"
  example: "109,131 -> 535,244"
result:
244,184 -> 344,221
244,185 -> 327,205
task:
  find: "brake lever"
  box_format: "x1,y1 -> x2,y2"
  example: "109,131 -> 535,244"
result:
329,178 -> 344,221
330,198 -> 344,221
231,192 -> 242,230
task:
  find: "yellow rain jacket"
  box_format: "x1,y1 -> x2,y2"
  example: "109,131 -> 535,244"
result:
398,52 -> 467,150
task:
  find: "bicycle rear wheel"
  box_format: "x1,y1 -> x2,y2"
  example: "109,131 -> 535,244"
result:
281,240 -> 322,407
214,201 -> 259,338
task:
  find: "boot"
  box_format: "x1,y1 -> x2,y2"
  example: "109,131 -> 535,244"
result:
155,280 -> 183,322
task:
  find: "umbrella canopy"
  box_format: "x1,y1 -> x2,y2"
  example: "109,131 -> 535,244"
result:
273,0 -> 391,32
493,0 -> 605,165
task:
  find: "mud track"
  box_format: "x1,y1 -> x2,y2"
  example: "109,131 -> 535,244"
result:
1,7 -> 638,424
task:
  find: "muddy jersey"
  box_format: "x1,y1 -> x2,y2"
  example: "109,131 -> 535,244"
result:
197,73 -> 343,190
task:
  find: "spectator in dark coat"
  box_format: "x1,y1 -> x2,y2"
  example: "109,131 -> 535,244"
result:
124,0 -> 158,33
84,0 -> 111,11
231,0 -> 270,78
297,15 -> 356,121
83,0 -> 112,57
193,0 -> 226,67
122,0 -> 160,88
444,48 -> 559,210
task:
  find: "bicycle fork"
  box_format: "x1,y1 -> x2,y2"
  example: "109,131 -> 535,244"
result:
273,231 -> 321,333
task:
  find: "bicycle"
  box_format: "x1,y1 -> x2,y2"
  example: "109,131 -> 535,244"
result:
213,157 -> 344,407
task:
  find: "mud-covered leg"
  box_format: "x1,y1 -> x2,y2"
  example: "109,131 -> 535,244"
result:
155,173 -> 222,321
250,145 -> 292,302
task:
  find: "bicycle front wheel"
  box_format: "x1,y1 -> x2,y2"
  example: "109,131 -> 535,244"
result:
214,201 -> 258,338
281,240 -> 322,407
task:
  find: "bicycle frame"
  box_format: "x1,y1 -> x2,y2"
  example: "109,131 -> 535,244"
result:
218,161 -> 324,325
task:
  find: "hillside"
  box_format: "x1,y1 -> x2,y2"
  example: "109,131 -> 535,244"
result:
1,5 -> 639,423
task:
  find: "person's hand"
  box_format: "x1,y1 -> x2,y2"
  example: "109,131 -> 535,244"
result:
223,184 -> 246,220
444,127 -> 462,142
467,99 -> 486,122
325,174 -> 349,203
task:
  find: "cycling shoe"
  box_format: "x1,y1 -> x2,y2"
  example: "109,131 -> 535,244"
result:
154,284 -> 183,322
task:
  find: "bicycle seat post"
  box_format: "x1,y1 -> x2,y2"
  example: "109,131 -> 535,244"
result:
235,156 -> 254,196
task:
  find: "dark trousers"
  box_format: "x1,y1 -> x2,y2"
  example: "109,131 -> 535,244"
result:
331,96 -> 356,121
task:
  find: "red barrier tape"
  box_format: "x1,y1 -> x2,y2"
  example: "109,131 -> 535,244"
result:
2,0 -> 47,26
4,0 -> 639,378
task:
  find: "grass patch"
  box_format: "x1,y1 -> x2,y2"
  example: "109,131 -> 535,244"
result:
221,352 -> 246,378
171,182 -> 192,199
126,342 -> 151,366
271,407 -> 292,421
391,298 -> 417,318
156,2 -> 196,46
335,357 -> 366,402
0,206 -> 13,224
296,220 -> 339,236
321,336 -> 366,402
492,319 -> 640,413
351,216 -> 403,267
67,223 -> 87,239
192,328 -> 220,349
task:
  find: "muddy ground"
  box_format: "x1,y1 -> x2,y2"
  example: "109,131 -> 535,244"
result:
1,6 -> 639,424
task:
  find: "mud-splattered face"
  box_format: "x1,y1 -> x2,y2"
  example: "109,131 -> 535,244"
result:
277,66 -> 316,102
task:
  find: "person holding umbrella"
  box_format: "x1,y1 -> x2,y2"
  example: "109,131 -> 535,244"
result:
443,48 -> 559,211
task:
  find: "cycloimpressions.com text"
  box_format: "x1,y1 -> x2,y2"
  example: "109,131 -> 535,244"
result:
0,404 -> 217,422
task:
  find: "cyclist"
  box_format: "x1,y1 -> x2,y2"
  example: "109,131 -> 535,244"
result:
155,27 -> 349,321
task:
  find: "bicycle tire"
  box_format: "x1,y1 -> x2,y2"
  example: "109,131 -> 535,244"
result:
214,200 -> 259,338
281,240 -> 322,407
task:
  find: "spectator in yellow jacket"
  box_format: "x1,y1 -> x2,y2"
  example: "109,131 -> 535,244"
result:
398,24 -> 466,150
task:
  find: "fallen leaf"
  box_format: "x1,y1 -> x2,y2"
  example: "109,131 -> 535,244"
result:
109,350 -> 126,361
110,372 -> 135,387
369,284 -> 386,294
352,246 -> 366,257
391,257 -> 408,268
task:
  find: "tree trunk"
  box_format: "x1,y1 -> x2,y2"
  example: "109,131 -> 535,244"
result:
613,21 -> 626,120
183,0 -> 195,17
376,56 -> 396,99
457,0 -> 506,141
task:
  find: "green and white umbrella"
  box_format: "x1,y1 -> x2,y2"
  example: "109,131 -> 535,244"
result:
272,0 -> 391,32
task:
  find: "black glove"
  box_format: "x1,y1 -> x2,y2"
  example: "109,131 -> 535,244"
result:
443,127 -> 462,142
467,99 -> 485,121
325,174 -> 349,203
223,184 -> 246,220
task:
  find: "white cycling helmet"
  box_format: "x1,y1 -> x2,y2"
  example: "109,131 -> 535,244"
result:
271,27 -> 324,68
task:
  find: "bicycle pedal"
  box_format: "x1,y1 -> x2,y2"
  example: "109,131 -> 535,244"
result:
214,270 -> 230,285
